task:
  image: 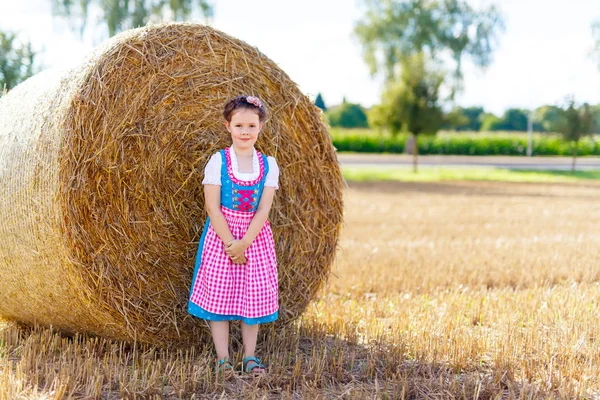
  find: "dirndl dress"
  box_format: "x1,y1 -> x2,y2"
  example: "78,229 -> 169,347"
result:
187,147 -> 279,324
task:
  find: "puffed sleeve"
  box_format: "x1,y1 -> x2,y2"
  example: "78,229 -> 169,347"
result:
265,156 -> 279,189
201,152 -> 222,185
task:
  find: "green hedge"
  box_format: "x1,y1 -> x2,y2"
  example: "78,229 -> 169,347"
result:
330,131 -> 600,156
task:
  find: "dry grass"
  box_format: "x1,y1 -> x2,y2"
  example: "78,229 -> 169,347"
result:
2,179 -> 600,398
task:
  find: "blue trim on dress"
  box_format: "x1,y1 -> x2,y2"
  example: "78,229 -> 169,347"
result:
189,218 -> 211,293
187,301 -> 278,325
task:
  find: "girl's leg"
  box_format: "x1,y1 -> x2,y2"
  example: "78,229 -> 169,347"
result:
240,321 -> 259,357
209,321 -> 230,359
241,321 -> 266,373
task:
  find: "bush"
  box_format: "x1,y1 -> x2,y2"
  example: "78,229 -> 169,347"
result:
325,102 -> 369,128
329,130 -> 600,156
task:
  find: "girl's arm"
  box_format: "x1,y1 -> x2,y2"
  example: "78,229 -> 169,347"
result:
225,186 -> 276,257
204,184 -> 246,263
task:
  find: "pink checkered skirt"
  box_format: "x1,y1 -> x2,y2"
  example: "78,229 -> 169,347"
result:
189,206 -> 279,318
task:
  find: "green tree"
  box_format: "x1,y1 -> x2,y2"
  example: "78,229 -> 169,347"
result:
314,93 -> 327,111
0,31 -> 39,95
500,108 -> 529,131
326,102 -> 369,128
479,108 -> 529,131
555,98 -> 594,172
442,106 -> 484,131
479,112 -> 501,131
533,105 -> 562,132
443,107 -> 470,131
51,0 -> 214,38
461,106 -> 485,131
354,0 -> 504,97
368,101 -> 401,134
589,104 -> 600,134
375,53 -> 443,172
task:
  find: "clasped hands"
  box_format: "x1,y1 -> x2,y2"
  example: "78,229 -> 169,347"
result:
225,238 -> 249,264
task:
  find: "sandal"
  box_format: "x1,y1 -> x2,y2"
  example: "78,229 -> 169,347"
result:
242,356 -> 266,376
215,356 -> 234,377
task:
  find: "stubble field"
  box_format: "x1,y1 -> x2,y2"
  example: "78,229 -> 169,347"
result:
1,179 -> 599,399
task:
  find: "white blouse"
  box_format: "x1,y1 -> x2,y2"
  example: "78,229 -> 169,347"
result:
202,147 -> 279,189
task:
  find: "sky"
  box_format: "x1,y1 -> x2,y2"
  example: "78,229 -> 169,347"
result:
1,0 -> 599,115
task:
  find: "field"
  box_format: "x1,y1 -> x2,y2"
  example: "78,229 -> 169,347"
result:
342,166 -> 600,183
1,179 -> 600,399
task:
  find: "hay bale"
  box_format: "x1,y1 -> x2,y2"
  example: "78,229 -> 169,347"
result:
0,23 -> 343,346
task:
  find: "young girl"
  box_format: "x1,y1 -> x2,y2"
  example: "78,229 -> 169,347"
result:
187,95 -> 279,376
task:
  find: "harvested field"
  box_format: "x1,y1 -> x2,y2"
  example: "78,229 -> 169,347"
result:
1,180 -> 599,398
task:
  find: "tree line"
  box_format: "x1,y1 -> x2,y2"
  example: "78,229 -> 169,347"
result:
319,93 -> 595,172
318,94 -> 600,135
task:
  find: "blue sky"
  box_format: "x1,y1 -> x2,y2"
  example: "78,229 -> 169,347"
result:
1,0 -> 599,115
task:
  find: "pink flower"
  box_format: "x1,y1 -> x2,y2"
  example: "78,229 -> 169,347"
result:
246,96 -> 262,108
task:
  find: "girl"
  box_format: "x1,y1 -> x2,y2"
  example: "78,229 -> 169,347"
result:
188,95 -> 279,377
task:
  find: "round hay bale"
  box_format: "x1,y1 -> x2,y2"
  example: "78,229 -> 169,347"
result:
0,23 -> 343,346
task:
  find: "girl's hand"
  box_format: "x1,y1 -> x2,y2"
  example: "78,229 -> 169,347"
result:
225,239 -> 249,263
230,254 -> 247,264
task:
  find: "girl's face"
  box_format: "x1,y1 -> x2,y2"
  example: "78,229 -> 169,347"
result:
225,109 -> 262,151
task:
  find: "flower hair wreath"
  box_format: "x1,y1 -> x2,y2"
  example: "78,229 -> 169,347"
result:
245,96 -> 262,108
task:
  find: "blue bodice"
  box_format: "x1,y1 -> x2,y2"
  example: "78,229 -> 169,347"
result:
219,148 -> 269,212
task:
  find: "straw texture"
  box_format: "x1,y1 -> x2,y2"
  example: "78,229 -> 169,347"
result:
0,23 -> 343,346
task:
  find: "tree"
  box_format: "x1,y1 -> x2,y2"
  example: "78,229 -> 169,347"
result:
368,101 -> 401,134
326,102 -> 369,128
354,0 -> 504,98
500,108 -> 529,131
314,93 -> 327,111
555,98 -> 594,172
51,0 -> 214,38
533,105 -> 562,133
589,104 -> 600,134
479,108 -> 529,131
461,107 -> 485,131
442,106 -> 485,131
0,30 -> 39,95
479,112 -> 501,131
374,53 -> 444,172
443,107 -> 470,131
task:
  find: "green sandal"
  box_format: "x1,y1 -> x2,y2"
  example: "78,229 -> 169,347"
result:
242,356 -> 266,375
215,356 -> 234,375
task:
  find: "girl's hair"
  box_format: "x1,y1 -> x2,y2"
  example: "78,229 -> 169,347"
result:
223,95 -> 267,122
